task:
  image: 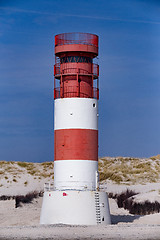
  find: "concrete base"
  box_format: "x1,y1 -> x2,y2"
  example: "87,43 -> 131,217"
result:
40,190 -> 111,225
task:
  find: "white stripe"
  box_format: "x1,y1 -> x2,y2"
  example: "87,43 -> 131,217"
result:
54,160 -> 98,191
54,98 -> 98,130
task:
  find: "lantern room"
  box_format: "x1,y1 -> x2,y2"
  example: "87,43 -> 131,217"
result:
54,33 -> 99,100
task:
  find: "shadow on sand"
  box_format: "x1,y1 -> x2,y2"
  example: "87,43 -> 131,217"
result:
111,214 -> 141,224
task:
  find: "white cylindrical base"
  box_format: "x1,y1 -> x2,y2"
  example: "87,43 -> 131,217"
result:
40,190 -> 111,225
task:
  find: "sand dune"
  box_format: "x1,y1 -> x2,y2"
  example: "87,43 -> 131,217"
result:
0,158 -> 160,239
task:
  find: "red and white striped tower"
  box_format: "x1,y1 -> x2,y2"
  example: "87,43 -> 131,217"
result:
40,33 -> 111,225
54,33 -> 99,191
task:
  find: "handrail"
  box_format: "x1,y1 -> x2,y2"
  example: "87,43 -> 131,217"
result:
44,182 -> 54,192
54,64 -> 99,77
61,68 -> 90,75
54,63 -> 60,75
93,64 -> 99,77
55,33 -> 98,48
54,87 -> 60,99
54,87 -> 99,100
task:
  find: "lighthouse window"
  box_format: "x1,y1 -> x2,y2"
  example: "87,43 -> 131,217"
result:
60,56 -> 92,64
93,103 -> 96,107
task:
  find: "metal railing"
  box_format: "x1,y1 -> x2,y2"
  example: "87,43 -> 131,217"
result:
93,64 -> 99,77
54,63 -> 60,75
93,87 -> 99,99
55,33 -> 98,48
54,87 -> 99,100
54,87 -> 60,99
54,63 -> 99,78
44,182 -> 54,192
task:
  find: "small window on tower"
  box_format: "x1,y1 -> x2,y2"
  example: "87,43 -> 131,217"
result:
93,103 -> 96,107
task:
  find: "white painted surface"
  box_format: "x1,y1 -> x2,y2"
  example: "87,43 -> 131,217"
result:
99,192 -> 111,224
40,190 -> 111,225
54,160 -> 98,191
54,98 -> 98,130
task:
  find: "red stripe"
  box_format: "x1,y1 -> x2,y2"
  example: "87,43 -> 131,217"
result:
54,129 -> 98,161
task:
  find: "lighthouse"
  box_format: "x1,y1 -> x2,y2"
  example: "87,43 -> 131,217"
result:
40,33 -> 111,225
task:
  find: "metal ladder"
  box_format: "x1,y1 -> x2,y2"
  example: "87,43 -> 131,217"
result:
95,192 -> 101,224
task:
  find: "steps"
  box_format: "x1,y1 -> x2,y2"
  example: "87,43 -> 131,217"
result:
95,192 -> 101,224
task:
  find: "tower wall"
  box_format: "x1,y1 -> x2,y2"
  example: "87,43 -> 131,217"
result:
54,98 -> 98,190
54,33 -> 99,191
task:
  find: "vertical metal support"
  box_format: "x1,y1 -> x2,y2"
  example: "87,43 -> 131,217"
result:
60,74 -> 63,98
62,74 -> 64,98
54,77 -> 55,99
92,63 -> 94,98
92,75 -> 94,98
77,66 -> 79,97
78,74 -> 80,97
54,55 -> 56,99
97,77 -> 99,100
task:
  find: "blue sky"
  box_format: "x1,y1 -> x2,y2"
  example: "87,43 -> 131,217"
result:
0,0 -> 160,162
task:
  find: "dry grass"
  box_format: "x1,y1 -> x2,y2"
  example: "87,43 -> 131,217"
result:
14,191 -> 40,208
150,154 -> 160,160
99,156 -> 160,184
1,157 -> 160,186
17,162 -> 28,168
0,161 -> 54,182
24,181 -> 28,186
108,189 -> 160,215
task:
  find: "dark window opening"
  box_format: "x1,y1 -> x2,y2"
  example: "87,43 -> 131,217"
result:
60,56 -> 92,64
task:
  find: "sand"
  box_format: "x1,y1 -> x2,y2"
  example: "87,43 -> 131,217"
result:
1,224 -> 160,240
0,161 -> 160,239
0,186 -> 160,239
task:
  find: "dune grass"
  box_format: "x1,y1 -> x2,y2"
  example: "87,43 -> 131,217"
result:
0,161 -> 54,181
108,189 -> 160,215
1,157 -> 160,185
99,157 -> 160,184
